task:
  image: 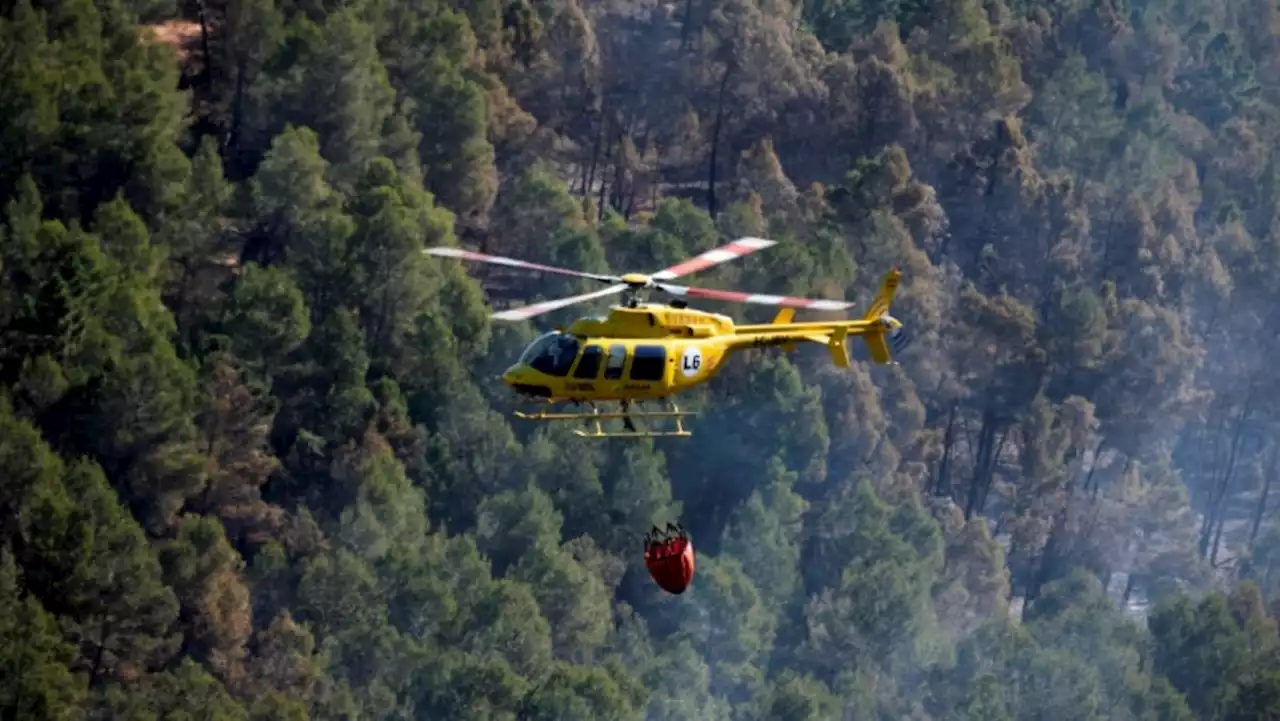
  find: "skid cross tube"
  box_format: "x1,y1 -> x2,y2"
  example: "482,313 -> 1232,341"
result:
512,400 -> 696,438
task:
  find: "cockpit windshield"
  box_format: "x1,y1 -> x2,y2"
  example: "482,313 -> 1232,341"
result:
518,331 -> 582,377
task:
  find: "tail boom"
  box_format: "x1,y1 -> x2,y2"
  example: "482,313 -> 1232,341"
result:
731,268 -> 906,367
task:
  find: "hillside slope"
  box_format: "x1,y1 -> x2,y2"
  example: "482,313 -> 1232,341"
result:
2,0 -> 1280,717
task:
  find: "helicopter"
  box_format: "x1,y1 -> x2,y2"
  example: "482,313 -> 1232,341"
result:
424,236 -> 909,438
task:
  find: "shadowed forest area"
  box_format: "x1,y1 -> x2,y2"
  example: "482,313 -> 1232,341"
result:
5,0 -> 1280,716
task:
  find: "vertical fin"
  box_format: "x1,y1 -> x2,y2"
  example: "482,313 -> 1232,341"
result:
773,308 -> 797,351
861,267 -> 901,321
860,268 -> 902,365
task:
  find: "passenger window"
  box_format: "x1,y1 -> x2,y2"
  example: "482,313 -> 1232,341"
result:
604,345 -> 627,380
630,345 -> 666,381
574,345 -> 603,379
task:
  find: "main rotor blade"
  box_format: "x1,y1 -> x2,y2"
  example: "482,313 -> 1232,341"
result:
655,282 -> 854,311
649,237 -> 777,280
425,247 -> 622,285
491,283 -> 629,321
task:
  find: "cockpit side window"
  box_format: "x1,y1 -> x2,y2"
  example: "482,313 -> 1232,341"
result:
573,345 -> 604,379
529,333 -> 581,377
519,332 -> 558,366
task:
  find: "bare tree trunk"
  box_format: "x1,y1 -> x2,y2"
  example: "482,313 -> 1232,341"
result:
196,0 -> 215,87
584,108 -> 607,197
1198,417 -> 1228,539
966,408 -> 999,520
707,64 -> 732,217
1249,441 -> 1279,547
89,617 -> 110,685
1203,398 -> 1253,562
1085,439 -> 1108,500
227,53 -> 249,169
1006,534 -> 1022,603
978,428 -> 1011,515
596,136 -> 612,223
612,134 -> 628,214
172,261 -> 194,344
1028,517 -> 1065,604
681,0 -> 695,49
1211,509 -> 1228,566
934,403 -> 957,498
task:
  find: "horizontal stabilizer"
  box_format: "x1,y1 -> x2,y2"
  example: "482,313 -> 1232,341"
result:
863,332 -> 891,364
828,327 -> 850,368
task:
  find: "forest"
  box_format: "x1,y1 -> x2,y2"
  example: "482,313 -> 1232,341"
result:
3,0 -> 1280,716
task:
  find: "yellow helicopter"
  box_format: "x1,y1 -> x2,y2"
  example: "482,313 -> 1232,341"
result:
425,237 -> 908,438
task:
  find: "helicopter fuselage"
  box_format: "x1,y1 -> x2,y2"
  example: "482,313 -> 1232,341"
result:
500,302 -> 902,404
423,240 -> 905,437
500,303 -> 741,403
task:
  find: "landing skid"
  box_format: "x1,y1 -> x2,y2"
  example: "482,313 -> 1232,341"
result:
513,400 -> 695,438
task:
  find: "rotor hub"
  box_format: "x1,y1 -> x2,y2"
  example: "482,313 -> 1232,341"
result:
620,273 -> 652,287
